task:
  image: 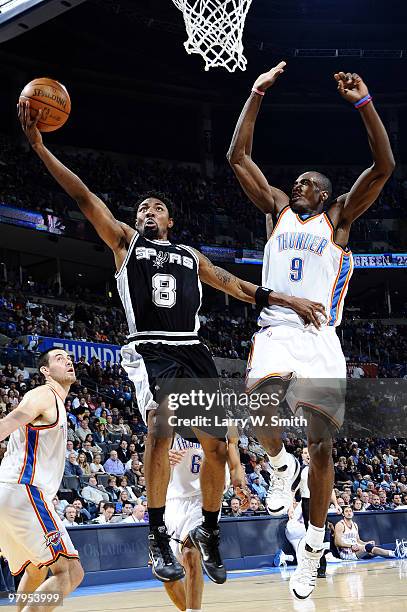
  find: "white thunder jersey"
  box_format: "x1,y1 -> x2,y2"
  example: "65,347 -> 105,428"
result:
0,387 -> 67,499
259,207 -> 354,329
167,435 -> 203,500
339,520 -> 359,549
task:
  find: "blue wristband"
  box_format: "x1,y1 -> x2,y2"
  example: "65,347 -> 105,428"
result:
354,94 -> 372,109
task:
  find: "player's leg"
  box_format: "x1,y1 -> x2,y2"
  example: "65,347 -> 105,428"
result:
145,405 -> 185,582
251,381 -> 300,515
183,545 -> 204,612
290,411 -> 333,600
164,580 -> 187,611
361,544 -> 397,558
189,433 -> 227,584
20,557 -> 84,612
16,565 -> 48,612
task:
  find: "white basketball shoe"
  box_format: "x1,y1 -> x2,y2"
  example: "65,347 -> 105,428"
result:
289,537 -> 323,600
265,453 -> 301,516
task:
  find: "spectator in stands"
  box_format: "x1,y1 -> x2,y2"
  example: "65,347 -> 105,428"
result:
118,476 -> 137,502
72,498 -> 91,524
124,458 -> 141,487
106,414 -> 122,435
245,497 -> 265,516
123,504 -> 147,523
82,476 -> 110,505
90,453 -> 106,474
117,440 -> 131,464
63,505 -> 79,527
105,476 -> 121,502
77,451 -> 92,476
93,421 -> 111,445
378,490 -> 390,509
64,452 -> 83,477
121,502 -> 134,519
2,363 -> 15,380
249,474 -> 267,502
366,494 -> 386,511
103,450 -> 125,476
52,495 -> 69,519
15,362 -> 29,380
117,416 -> 131,436
133,475 -> 146,498
76,416 -> 92,443
130,415 -> 147,436
353,498 -> 364,512
133,434 -> 147,456
360,491 -> 370,510
225,498 -> 243,517
65,440 -> 77,459
93,502 -> 116,524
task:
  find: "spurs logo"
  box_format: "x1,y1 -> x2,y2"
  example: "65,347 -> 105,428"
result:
44,530 -> 61,548
153,251 -> 169,269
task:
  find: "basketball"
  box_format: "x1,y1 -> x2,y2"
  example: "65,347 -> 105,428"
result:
19,78 -> 71,132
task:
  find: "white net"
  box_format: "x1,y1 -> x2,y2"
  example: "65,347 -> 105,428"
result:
172,0 -> 253,72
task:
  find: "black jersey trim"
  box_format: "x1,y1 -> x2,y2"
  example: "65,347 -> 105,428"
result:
115,231 -> 139,279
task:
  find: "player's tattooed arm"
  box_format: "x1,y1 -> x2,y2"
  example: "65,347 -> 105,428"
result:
0,386 -> 53,442
331,72 -> 395,244
195,250 -> 326,328
227,62 -> 289,216
17,100 -> 128,255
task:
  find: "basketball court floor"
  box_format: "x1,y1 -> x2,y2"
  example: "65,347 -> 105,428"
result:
3,558 -> 404,611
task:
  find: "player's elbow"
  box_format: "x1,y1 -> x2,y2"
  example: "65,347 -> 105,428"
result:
226,146 -> 245,166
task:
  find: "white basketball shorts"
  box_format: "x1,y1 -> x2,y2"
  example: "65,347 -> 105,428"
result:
0,483 -> 79,575
165,494 -> 203,558
246,325 -> 346,429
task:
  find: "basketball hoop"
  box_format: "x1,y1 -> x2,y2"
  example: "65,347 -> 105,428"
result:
171,0 -> 253,72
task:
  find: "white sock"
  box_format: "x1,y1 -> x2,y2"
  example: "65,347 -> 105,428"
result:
186,609 -> 202,611
389,551 -> 396,558
305,523 -> 325,552
269,444 -> 290,470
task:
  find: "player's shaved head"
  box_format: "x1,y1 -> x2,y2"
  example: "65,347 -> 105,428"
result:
309,171 -> 332,200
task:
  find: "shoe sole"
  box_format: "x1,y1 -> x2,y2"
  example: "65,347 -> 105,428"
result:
267,459 -> 302,514
189,530 -> 227,585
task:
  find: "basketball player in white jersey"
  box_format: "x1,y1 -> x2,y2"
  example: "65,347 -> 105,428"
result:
19,99 -> 325,585
163,433 -> 243,612
228,64 -> 395,598
334,506 -> 397,561
0,349 -> 84,611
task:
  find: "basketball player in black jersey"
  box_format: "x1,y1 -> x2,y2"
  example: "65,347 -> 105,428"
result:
19,100 -> 326,585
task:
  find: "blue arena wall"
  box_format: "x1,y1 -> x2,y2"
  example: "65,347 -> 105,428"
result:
68,509 -> 407,586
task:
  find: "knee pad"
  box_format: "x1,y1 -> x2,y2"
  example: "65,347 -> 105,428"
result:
365,543 -> 374,554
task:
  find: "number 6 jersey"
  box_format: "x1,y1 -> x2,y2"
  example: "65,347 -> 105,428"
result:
259,207 -> 354,330
116,232 -> 202,345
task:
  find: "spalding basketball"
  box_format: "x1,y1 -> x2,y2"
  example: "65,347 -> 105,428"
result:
19,78 -> 71,132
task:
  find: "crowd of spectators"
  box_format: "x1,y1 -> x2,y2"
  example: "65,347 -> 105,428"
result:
1,350 -> 407,526
1,281 -> 407,375
0,138 -> 406,252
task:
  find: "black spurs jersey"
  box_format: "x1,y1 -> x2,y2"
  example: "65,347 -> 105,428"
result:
115,232 -> 202,345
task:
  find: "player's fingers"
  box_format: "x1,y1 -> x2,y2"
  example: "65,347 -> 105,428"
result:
337,71 -> 346,80
308,308 -> 321,329
333,73 -> 340,81
276,60 -> 286,70
313,302 -> 327,316
33,108 -> 43,127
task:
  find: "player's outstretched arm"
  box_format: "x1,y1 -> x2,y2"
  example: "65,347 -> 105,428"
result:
194,250 -> 326,328
227,62 -> 289,216
18,101 -> 128,254
0,386 -> 54,442
331,72 -> 395,236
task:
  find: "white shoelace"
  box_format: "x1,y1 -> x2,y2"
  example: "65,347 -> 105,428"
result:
296,555 -> 319,585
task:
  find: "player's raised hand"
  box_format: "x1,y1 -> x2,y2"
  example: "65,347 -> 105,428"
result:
253,61 -> 286,93
334,72 -> 369,104
17,100 -> 43,148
